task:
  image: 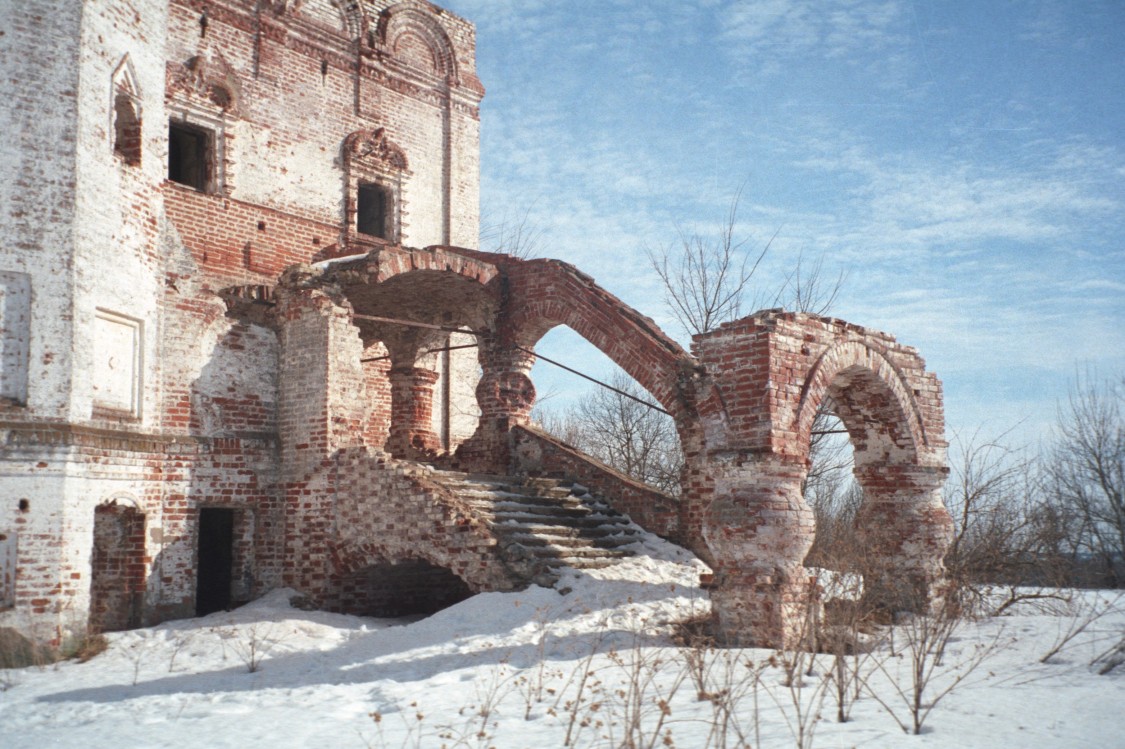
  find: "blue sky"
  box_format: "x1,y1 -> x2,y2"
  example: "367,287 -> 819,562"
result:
442,0 -> 1125,446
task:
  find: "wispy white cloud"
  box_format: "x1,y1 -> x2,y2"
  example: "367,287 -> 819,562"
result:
790,134 -> 1122,259
456,0 -> 1125,441
719,0 -> 908,71
1073,278 -> 1125,293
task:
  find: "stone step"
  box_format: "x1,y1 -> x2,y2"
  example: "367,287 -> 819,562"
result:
495,522 -> 635,540
501,530 -> 636,549
422,465 -> 644,585
470,505 -> 630,527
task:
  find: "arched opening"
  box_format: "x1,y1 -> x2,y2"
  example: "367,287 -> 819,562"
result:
89,502 -> 146,632
435,326 -> 482,453
527,327 -> 682,496
802,407 -> 860,572
113,93 -> 141,166
344,269 -> 490,460
337,559 -> 473,618
797,359 -> 949,614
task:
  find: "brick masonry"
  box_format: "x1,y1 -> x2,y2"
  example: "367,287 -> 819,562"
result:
0,0 -> 952,650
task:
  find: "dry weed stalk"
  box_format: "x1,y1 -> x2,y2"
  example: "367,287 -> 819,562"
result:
866,596 -> 1008,735
1039,591 -> 1123,664
221,621 -> 285,673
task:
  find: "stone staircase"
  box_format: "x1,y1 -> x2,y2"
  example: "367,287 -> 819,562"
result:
428,470 -> 645,586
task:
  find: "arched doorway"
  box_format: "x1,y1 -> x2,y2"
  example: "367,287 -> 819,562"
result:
89,499 -> 146,632
337,559 -> 473,618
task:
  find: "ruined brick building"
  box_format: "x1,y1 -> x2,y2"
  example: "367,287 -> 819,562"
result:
0,0 -> 954,649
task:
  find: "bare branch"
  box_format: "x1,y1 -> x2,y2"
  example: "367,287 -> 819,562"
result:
772,250 -> 848,316
645,187 -> 771,337
480,201 -> 544,259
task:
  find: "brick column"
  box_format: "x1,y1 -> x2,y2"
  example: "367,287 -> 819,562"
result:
702,454 -> 818,649
275,285 -> 366,598
855,463 -> 953,613
452,342 -> 536,473
386,366 -> 442,459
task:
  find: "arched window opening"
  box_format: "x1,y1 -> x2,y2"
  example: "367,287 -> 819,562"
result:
343,129 -> 409,247
113,93 -> 141,166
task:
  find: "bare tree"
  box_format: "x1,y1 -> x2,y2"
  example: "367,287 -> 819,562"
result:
771,250 -> 847,317
645,187 -> 771,339
944,432 -> 1036,579
537,373 -> 682,496
480,202 -> 543,259
1043,371 -> 1125,587
934,429 -> 1086,612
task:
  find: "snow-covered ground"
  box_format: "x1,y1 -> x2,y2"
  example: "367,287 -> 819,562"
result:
2,535 -> 1122,749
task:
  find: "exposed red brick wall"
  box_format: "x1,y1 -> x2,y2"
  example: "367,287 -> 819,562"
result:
690,309 -> 952,647
89,503 -> 147,632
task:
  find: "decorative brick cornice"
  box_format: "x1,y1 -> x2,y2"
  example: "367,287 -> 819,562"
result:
0,420 -> 275,454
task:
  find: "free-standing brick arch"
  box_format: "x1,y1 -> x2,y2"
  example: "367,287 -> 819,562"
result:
692,310 -> 952,647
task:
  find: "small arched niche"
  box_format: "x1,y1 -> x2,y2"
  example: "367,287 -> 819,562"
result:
111,55 -> 142,167
89,498 -> 147,633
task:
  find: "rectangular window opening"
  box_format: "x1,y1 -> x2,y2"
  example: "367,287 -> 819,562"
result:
168,120 -> 212,192
357,182 -> 389,239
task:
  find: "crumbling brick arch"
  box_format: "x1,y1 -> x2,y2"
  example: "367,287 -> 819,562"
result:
448,256 -> 695,474
788,338 -> 951,614
318,249 -> 499,458
501,259 -> 691,422
793,340 -> 932,465
330,538 -> 490,616
367,246 -> 499,287
692,311 -> 952,648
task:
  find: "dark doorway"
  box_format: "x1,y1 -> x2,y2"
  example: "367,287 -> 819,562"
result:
196,507 -> 234,616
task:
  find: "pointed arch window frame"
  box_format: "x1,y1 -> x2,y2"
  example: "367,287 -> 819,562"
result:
111,55 -> 143,167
